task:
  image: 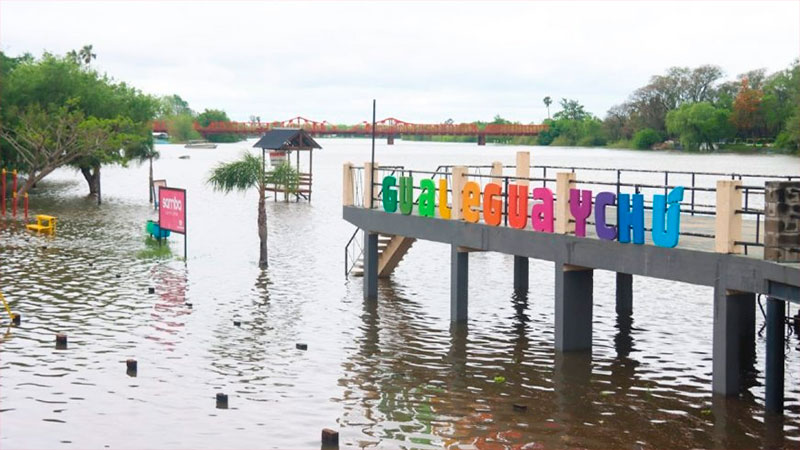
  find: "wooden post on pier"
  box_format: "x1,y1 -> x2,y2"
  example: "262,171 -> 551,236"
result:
616,273 -> 633,316
515,152 -> 530,186
555,172 -> 576,234
451,166 -> 467,221
342,162 -> 354,206
363,232 -> 379,300
715,180 -> 742,254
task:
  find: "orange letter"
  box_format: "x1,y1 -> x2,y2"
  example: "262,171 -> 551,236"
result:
438,178 -> 451,219
483,183 -> 502,226
462,181 -> 481,223
508,184 -> 528,229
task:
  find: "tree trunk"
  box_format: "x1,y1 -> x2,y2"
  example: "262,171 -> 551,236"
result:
258,183 -> 268,268
148,156 -> 154,203
80,165 -> 101,197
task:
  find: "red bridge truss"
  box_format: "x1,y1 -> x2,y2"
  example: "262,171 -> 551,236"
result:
151,116 -> 548,140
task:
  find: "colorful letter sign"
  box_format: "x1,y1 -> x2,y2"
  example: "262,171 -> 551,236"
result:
158,187 -> 186,234
379,175 -> 686,248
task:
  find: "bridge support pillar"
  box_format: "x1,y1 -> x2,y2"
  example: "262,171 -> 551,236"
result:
363,232 -> 379,300
712,288 -> 755,396
451,246 -> 469,322
765,296 -> 785,413
477,134 -> 486,146
616,273 -> 633,316
513,256 -> 528,292
387,135 -> 395,145
555,264 -> 593,352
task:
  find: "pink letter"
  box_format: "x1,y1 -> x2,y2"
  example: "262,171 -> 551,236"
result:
531,187 -> 554,232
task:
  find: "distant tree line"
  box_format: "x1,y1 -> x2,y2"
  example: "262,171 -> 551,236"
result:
539,62 -> 799,152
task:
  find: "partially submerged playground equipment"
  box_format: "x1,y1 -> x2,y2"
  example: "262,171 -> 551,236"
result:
25,214 -> 57,234
253,129 -> 321,202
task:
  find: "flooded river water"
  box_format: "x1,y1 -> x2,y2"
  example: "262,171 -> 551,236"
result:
1,139 -> 798,449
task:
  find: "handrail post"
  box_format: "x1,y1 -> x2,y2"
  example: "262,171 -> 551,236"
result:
515,151 -> 530,186
364,162 -> 379,209
452,165 -> 467,220
715,180 -> 742,254
342,162 -> 354,206
555,172 -> 576,234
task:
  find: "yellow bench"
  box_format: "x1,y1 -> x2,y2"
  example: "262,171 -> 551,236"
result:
26,214 -> 57,233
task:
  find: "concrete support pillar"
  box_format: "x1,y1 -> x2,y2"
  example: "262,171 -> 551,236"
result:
451,166 -> 467,221
364,162 -> 380,209
363,232 -> 379,300
555,264 -> 593,352
616,272 -> 633,316
715,180 -> 743,254
387,135 -> 395,145
765,297 -> 785,413
712,288 -> 756,396
451,245 -> 469,322
513,256 -> 528,292
490,161 -> 503,184
515,151 -> 530,186
477,134 -> 486,146
342,162 -> 354,206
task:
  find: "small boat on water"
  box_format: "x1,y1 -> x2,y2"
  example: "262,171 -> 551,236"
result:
184,140 -> 217,149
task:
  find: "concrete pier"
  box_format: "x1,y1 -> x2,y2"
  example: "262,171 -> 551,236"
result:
513,256 -> 528,292
615,272 -> 633,316
451,246 -> 468,322
555,264 -> 593,352
712,288 -> 755,396
363,232 -> 378,300
765,296 -> 785,413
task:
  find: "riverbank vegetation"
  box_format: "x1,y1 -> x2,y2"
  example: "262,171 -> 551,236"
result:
407,61 -> 800,154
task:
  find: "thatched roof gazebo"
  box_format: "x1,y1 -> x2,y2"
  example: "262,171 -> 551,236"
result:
253,128 -> 321,202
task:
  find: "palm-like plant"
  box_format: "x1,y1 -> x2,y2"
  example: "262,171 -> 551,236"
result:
79,45 -> 96,65
208,152 -> 269,267
267,161 -> 300,202
543,96 -> 552,119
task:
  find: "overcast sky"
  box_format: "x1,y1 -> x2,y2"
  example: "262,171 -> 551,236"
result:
1,1 -> 798,123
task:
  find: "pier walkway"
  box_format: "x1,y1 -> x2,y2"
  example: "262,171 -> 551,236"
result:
341,152 -> 799,415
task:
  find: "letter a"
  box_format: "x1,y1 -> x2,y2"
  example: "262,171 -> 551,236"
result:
531,187 -> 554,232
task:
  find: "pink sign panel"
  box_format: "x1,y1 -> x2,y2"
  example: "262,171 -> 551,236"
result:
159,187 -> 186,234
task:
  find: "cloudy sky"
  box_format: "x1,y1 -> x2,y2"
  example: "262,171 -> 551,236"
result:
1,1 -> 798,124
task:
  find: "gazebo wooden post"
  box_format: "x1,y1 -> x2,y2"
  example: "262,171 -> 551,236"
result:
309,149 -> 313,202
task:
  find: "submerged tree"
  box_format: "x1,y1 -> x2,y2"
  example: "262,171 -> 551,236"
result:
207,152 -> 268,267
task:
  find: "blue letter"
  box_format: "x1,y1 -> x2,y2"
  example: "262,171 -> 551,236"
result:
652,187 -> 685,248
617,193 -> 644,244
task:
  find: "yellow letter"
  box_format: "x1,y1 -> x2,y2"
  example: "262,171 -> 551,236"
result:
438,178 -> 451,219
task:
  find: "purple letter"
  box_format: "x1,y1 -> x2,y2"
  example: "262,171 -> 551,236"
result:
594,192 -> 616,240
569,189 -> 592,237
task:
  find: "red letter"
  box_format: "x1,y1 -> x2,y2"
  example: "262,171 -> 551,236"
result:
508,184 -> 528,229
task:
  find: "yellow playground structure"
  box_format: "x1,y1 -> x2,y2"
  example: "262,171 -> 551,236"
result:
0,291 -> 19,325
26,214 -> 57,233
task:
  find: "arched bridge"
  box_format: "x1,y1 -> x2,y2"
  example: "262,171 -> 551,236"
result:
151,116 -> 548,145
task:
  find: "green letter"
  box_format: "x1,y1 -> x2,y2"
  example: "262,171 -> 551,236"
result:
419,178 -> 435,217
399,176 -> 414,215
382,176 -> 397,213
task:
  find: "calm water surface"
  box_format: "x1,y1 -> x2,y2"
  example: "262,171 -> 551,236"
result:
1,139 -> 798,449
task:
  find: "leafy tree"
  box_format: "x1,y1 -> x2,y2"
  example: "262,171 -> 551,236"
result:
166,113 -> 202,142
553,98 -> 590,121
196,108 -> 241,143
631,128 -> 662,150
207,152 -> 269,267
666,102 -> 733,151
158,94 -> 193,117
731,78 -> 765,138
0,104 -> 114,197
543,96 -> 552,119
